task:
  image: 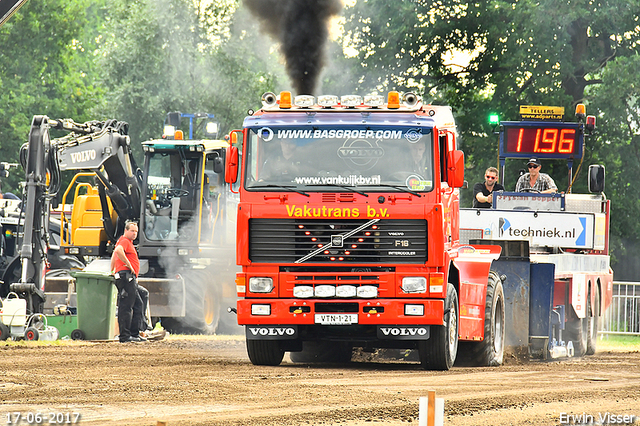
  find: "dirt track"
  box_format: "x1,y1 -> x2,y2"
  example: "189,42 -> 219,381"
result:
1,335 -> 639,426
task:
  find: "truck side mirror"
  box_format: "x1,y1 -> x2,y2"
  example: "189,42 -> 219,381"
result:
588,164 -> 605,193
225,146 -> 238,184
213,157 -> 224,174
446,150 -> 465,188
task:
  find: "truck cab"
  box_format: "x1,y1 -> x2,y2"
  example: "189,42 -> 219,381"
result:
227,91 -> 494,370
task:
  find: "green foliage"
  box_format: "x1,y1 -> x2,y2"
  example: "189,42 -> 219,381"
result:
94,0 -> 277,155
0,0 -> 104,193
337,0 -> 640,274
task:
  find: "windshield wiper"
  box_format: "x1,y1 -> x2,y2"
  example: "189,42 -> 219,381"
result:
250,184 -> 310,197
361,184 -> 422,197
307,184 -> 369,197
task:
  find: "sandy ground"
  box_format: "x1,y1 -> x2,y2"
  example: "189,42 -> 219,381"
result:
0,335 -> 639,426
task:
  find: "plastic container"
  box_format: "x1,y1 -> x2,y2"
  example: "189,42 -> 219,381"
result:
45,314 -> 78,339
72,271 -> 117,340
1,292 -> 27,327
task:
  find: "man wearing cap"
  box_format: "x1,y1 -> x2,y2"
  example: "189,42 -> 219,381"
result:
515,158 -> 557,193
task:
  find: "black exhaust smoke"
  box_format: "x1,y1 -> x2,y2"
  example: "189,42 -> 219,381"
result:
245,0 -> 342,95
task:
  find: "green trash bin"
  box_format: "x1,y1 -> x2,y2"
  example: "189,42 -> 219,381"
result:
71,271 -> 117,340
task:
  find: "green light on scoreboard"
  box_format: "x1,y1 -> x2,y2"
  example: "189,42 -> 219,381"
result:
489,113 -> 500,125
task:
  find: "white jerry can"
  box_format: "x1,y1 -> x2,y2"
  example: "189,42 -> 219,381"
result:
1,292 -> 27,327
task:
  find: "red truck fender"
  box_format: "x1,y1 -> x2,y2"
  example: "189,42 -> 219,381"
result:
452,245 -> 502,341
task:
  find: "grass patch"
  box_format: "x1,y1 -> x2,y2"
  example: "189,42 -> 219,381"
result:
597,334 -> 640,352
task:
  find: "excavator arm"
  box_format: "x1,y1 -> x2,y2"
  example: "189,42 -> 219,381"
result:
2,115 -> 141,314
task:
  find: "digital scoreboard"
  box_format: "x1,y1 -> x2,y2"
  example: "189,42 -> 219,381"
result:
500,122 -> 584,160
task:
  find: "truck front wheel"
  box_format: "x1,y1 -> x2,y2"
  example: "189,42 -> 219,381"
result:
246,340 -> 285,366
478,271 -> 505,366
419,283 -> 458,370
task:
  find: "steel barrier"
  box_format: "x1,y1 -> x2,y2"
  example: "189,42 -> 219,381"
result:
601,282 -> 640,336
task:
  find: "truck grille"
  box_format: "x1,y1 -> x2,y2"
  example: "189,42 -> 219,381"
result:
249,219 -> 427,264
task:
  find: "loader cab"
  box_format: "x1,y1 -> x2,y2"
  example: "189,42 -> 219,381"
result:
138,139 -> 232,254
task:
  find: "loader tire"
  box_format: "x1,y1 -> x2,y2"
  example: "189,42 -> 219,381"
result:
246,339 -> 284,366
289,341 -> 353,364
586,287 -> 599,355
457,272 -> 505,366
419,283 -> 458,370
163,270 -> 221,335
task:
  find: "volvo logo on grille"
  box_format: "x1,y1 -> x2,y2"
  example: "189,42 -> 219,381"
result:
331,235 -> 344,247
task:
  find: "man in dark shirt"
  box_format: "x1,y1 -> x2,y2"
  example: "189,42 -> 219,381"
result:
473,167 -> 504,208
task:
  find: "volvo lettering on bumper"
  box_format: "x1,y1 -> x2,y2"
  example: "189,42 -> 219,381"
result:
246,325 -> 298,339
377,326 -> 430,340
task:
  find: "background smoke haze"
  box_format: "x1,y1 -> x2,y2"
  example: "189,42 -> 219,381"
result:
245,0 -> 342,95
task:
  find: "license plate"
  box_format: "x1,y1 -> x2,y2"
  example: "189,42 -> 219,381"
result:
314,314 -> 358,325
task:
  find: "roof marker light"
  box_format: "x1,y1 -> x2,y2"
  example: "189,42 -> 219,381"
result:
279,91 -> 292,109
387,91 -> 400,109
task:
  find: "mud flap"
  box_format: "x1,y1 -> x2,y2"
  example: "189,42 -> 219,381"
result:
491,258 -> 531,359
528,263 -> 555,358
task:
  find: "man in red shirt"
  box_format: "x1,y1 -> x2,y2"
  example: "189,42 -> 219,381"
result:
110,221 -> 145,343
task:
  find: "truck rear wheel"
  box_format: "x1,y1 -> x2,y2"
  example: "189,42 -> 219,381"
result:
586,287 -> 599,355
565,290 -> 589,357
419,283 -> 458,370
246,340 -> 285,366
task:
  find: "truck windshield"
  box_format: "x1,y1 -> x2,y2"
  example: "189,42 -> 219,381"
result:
244,126 -> 434,192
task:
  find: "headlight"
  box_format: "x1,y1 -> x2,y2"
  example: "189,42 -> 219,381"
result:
336,285 -> 357,298
293,286 -> 314,298
317,95 -> 339,107
341,94 -> 362,107
363,95 -> 384,107
251,304 -> 271,315
294,95 -> 315,107
402,277 -> 427,293
248,277 -> 274,293
357,285 -> 378,298
314,285 -> 336,298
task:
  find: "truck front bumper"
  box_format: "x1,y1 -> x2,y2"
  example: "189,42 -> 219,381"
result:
237,298 -> 445,326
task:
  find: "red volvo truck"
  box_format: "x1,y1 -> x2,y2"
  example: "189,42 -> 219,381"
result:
225,93 -> 611,370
